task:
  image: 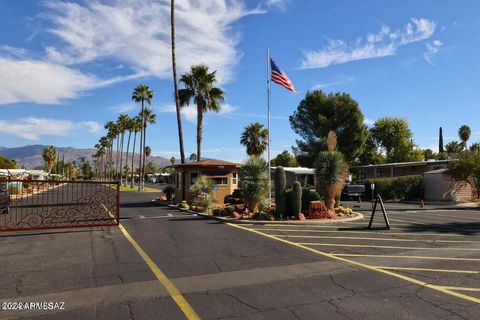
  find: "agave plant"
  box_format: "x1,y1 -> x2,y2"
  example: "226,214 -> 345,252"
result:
314,150 -> 349,210
189,175 -> 215,214
239,157 -> 269,212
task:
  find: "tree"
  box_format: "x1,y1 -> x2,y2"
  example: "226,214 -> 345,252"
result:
170,0 -> 185,165
271,150 -> 297,167
240,122 -> 269,157
123,116 -> 134,186
144,162 -> 157,175
370,117 -> 421,163
239,157 -> 270,212
0,156 -> 16,169
445,141 -> 464,158
458,125 -> 471,149
189,175 -> 215,213
356,132 -> 386,165
80,161 -> 94,180
289,90 -> 367,166
189,153 -> 197,162
170,157 -> 176,165
104,121 -> 118,180
470,142 -> 480,153
314,132 -> 349,210
439,127 -> 444,154
422,148 -> 436,160
178,65 -> 225,162
117,114 -> 130,184
130,117 -> 142,188
64,162 -> 77,179
42,146 -> 57,173
448,151 -> 480,199
132,84 -> 154,191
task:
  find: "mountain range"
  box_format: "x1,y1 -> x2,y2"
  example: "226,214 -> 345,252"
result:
0,145 -> 172,169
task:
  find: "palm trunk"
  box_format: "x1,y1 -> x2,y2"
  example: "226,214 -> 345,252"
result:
119,132 -> 124,185
196,103 -> 203,162
125,130 -> 132,187
138,101 -> 145,191
142,124 -> 147,190
115,136 -> 120,180
131,131 -> 137,188
171,0 -> 185,164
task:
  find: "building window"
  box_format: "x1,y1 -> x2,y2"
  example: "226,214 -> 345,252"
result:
232,173 -> 238,184
190,172 -> 198,185
212,177 -> 228,185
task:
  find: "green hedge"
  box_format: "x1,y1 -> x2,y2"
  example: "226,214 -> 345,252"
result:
364,175 -> 424,200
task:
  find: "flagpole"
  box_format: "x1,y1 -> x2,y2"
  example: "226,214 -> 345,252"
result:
267,48 -> 272,209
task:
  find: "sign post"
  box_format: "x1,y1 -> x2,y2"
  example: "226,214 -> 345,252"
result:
370,183 -> 375,209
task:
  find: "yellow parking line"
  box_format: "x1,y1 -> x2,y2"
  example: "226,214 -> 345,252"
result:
119,224 -> 201,320
333,253 -> 480,262
436,286 -> 480,292
228,223 -> 480,304
298,242 -> 480,251
272,234 -> 478,244
252,228 -> 474,237
373,266 -> 478,274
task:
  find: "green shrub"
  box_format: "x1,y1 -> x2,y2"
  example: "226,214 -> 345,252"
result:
302,187 -> 320,213
364,175 -> 424,200
239,157 -> 269,212
164,185 -> 175,200
212,208 -> 222,216
292,181 -> 302,216
225,205 -> 236,215
274,167 -> 286,218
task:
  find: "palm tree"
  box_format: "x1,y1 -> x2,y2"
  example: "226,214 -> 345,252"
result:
458,125 -> 471,149
178,65 -> 225,161
123,117 -> 134,186
104,121 -> 117,180
132,84 -> 154,191
144,146 -> 152,164
117,114 -> 130,184
238,157 -> 270,212
170,157 -> 176,165
189,153 -> 197,162
130,116 -> 142,188
140,107 -> 156,189
170,0 -> 186,164
42,146 -> 57,173
240,122 -> 269,157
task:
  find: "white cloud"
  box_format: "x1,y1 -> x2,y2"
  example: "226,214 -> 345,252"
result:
42,0 -> 260,83
263,0 -> 290,11
301,18 -> 437,69
159,103 -> 237,123
313,76 -> 355,89
0,117 -> 102,140
424,40 -> 443,64
108,102 -> 137,114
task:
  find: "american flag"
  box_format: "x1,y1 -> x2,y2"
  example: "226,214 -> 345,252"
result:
270,58 -> 296,93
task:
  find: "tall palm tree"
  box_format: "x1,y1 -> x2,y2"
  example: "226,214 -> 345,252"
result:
178,65 -> 225,161
144,146 -> 152,165
170,157 -> 176,165
458,125 -> 471,150
130,117 -> 142,188
123,117 -> 134,186
132,84 -> 154,191
104,121 -> 117,180
171,0 -> 185,164
240,122 -> 269,157
42,146 -> 57,173
139,107 -> 156,189
189,153 -> 197,162
117,114 -> 130,184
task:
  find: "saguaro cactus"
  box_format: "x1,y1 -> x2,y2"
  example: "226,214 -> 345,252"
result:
292,181 -> 302,216
275,166 -> 286,218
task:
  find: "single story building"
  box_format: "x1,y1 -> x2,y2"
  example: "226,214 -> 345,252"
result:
271,167 -> 315,187
170,159 -> 241,203
423,169 -> 476,202
352,160 -> 449,180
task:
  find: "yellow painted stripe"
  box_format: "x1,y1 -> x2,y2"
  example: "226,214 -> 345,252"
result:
333,253 -> 480,262
436,286 -> 480,292
119,224 -> 201,320
228,223 -> 480,304
252,227 -> 473,237
297,242 -> 480,251
272,234 -> 478,244
101,203 -> 118,223
374,266 -> 478,274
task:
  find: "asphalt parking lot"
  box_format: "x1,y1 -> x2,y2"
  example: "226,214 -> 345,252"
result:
1,192 -> 480,319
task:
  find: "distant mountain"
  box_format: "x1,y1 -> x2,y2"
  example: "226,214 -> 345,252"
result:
0,145 -> 172,169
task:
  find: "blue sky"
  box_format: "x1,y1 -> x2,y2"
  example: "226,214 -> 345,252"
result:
1,0 -> 479,162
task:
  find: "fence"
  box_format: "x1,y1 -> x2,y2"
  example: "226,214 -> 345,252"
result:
0,179 -> 119,232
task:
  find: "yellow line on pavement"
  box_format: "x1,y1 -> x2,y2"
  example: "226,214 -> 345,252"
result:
272,234 -> 478,244
436,286 -> 480,292
333,253 -> 480,262
297,242 -> 480,251
119,224 -> 201,320
373,266 -> 478,274
228,223 -> 480,304
101,203 -> 118,223
252,227 -> 473,237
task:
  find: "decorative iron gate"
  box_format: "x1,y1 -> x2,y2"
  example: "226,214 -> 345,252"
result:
0,180 -> 119,232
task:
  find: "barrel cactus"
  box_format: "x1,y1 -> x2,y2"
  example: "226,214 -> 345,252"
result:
292,181 -> 302,216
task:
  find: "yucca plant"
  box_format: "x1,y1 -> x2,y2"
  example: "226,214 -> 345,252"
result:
314,131 -> 349,210
239,157 -> 269,212
189,175 -> 215,214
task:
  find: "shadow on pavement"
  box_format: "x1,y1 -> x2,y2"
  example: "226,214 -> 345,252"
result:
0,228 -> 106,238
404,222 -> 480,236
